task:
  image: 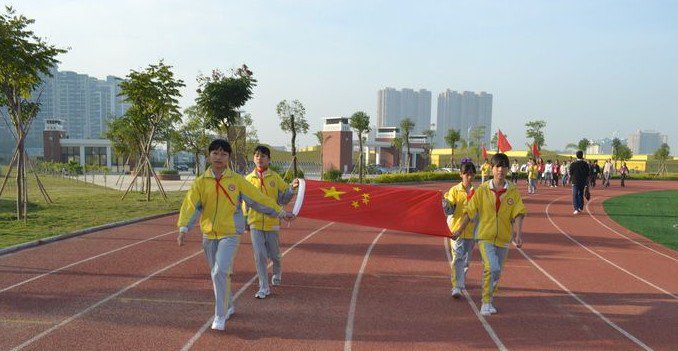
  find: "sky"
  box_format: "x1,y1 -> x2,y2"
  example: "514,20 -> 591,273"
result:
12,0 -> 678,153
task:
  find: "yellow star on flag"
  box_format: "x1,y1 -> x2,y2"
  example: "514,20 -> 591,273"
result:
321,186 -> 346,200
353,187 -> 362,192
351,200 -> 360,208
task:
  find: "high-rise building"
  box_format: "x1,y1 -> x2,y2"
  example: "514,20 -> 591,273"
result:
0,67 -> 129,158
435,90 -> 492,148
627,130 -> 668,155
377,87 -> 431,134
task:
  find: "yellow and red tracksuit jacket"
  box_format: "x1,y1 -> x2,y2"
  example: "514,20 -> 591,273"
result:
177,168 -> 282,239
463,180 -> 527,248
444,182 -> 477,240
245,168 -> 295,231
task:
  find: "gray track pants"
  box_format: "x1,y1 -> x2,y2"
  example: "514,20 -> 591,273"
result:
202,236 -> 240,318
250,229 -> 281,292
450,238 -> 476,289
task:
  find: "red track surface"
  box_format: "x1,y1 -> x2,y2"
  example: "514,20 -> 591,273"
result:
1,181 -> 677,350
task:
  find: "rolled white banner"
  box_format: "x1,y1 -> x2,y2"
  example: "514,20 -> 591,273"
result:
292,178 -> 306,216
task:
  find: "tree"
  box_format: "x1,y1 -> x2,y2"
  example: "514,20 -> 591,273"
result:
195,64 -> 255,164
444,129 -> 461,167
0,6 -> 67,220
315,131 -> 326,180
577,138 -> 590,154
613,144 -> 633,163
391,137 -> 404,171
611,138 -> 623,159
654,143 -> 670,176
565,143 -> 578,151
525,120 -> 547,149
490,132 -> 498,150
422,128 -> 436,167
172,105 -> 212,176
118,60 -> 185,201
277,100 -> 309,177
399,118 -> 415,173
468,125 -> 486,163
105,115 -> 142,173
350,111 -> 371,183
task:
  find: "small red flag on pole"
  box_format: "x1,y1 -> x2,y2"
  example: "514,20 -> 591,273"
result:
497,129 -> 512,153
481,145 -> 488,160
532,143 -> 540,159
292,180 -> 451,237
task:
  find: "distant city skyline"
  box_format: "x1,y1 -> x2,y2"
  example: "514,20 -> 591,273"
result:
3,1 -> 676,156
377,87 -> 432,135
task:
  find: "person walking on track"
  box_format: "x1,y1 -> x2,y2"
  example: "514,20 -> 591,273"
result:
569,150 -> 591,214
451,153 -> 527,316
245,145 -> 298,299
176,139 -> 294,331
443,159 -> 478,299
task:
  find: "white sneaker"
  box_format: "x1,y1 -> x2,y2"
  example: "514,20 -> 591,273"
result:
271,275 -> 281,286
480,303 -> 497,316
254,289 -> 270,299
211,315 -> 226,331
451,288 -> 462,298
488,304 -> 497,314
226,305 -> 235,320
573,210 -> 579,215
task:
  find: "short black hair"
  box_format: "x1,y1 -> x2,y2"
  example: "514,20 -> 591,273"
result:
208,139 -> 232,154
253,145 -> 271,158
490,153 -> 510,168
576,150 -> 584,159
460,161 -> 476,175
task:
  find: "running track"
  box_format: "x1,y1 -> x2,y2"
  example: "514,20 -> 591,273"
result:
1,181 -> 677,350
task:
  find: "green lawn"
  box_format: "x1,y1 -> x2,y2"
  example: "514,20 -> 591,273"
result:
603,190 -> 678,250
0,174 -> 185,249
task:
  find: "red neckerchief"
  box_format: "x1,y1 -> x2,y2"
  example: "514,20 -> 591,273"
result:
465,185 -> 475,201
256,166 -> 268,193
214,172 -> 235,206
490,182 -> 508,213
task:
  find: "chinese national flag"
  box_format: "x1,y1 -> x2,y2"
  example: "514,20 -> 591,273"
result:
532,143 -> 540,159
481,145 -> 488,160
497,129 -> 512,153
292,180 -> 450,237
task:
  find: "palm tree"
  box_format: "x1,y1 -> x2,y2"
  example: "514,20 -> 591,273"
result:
399,118 -> 415,173
444,129 -> 461,168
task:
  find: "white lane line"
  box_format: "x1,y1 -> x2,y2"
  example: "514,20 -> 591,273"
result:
181,222 -> 335,351
344,229 -> 386,351
10,250 -> 204,351
444,238 -> 507,351
585,198 -> 678,262
1,229 -> 177,294
514,246 -> 653,351
546,197 -> 676,299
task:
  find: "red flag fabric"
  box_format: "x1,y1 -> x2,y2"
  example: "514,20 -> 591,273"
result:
292,179 -> 450,237
481,145 -> 488,160
497,129 -> 512,152
532,143 -> 540,159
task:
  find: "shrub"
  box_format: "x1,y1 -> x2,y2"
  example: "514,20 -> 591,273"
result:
283,168 -> 304,183
323,169 -> 343,182
158,169 -> 179,175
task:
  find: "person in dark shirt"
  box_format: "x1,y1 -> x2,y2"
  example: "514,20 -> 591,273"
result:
569,151 -> 591,215
590,160 -> 600,188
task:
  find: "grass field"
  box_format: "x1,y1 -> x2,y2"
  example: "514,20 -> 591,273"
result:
603,190 -> 678,250
0,174 -> 185,249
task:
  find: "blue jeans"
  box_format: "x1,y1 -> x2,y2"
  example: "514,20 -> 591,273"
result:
572,184 -> 585,211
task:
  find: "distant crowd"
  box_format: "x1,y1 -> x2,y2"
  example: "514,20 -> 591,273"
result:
475,157 -> 631,192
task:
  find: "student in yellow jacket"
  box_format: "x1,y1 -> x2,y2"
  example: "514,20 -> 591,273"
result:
245,145 -> 299,299
452,153 -> 526,316
527,158 -> 538,194
176,139 -> 294,331
443,159 -> 477,298
480,159 -> 492,183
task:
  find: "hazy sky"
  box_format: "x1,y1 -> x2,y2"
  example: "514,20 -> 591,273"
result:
14,0 -> 678,152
